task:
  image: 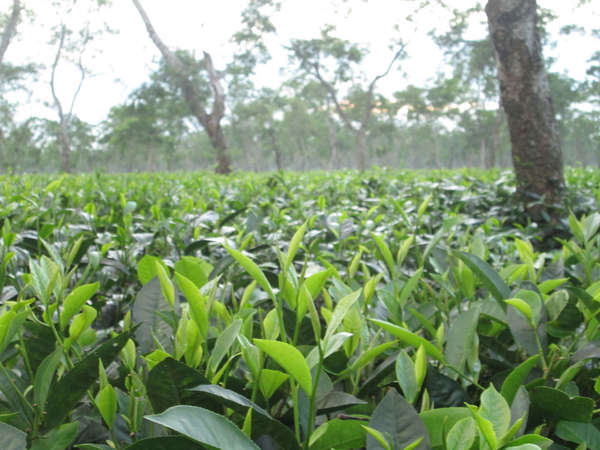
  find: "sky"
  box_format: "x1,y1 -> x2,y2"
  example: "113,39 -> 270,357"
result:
4,0 -> 599,125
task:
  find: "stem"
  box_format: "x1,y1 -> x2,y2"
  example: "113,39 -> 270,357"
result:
445,363 -> 484,391
272,293 -> 289,344
293,314 -> 302,346
0,361 -> 35,415
109,427 -> 121,450
18,332 -> 34,382
303,342 -> 324,450
292,382 -> 301,444
534,328 -> 549,375
250,369 -> 260,404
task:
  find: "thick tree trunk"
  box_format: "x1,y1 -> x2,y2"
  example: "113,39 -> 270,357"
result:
0,0 -> 20,67
486,0 -> 565,214
209,122 -> 231,174
132,0 -> 232,174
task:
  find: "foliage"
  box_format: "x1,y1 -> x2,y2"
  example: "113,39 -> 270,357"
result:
0,168 -> 599,448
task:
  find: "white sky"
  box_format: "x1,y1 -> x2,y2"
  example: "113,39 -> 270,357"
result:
3,0 -> 599,125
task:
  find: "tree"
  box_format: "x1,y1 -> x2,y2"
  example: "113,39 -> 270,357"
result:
430,6 -> 506,168
47,0 -> 111,173
49,24 -> 85,173
229,87 -> 286,171
486,0 -> 565,216
132,0 -> 232,174
0,0 -> 21,67
100,67 -> 188,172
288,26 -> 405,170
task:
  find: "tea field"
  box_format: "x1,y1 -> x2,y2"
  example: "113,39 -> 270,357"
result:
1,168 -> 600,449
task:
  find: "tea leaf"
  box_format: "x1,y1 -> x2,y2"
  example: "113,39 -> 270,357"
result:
500,355 -> 540,405
366,389 -> 429,449
254,339 -> 312,396
146,405 -> 260,450
370,319 -> 444,362
456,251 -> 510,306
60,282 -> 99,331
225,246 -> 274,299
43,331 -> 132,431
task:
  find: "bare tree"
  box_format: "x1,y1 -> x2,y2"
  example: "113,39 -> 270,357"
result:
486,0 -> 565,216
0,0 -> 21,68
290,30 -> 404,170
50,24 -> 86,173
317,52 -> 403,170
132,0 -> 231,174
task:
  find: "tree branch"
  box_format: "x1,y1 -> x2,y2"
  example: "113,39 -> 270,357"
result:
132,0 -> 210,126
67,45 -> 86,119
0,0 -> 21,67
312,63 -> 353,131
50,25 -> 66,124
362,45 -> 405,127
131,0 -> 184,72
203,51 -> 225,123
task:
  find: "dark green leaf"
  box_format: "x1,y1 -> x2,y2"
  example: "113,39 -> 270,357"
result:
445,306 -> 480,376
309,418 -> 367,450
132,277 -> 178,354
146,405 -> 260,450
33,347 -> 63,414
500,355 -> 540,405
147,357 -> 208,413
30,422 -> 78,450
455,251 -> 510,307
187,384 -> 300,450
0,422 -> 27,450
121,436 -> 206,450
208,319 -> 242,374
43,331 -> 132,431
366,389 -> 429,450
0,363 -> 33,427
425,366 -> 467,408
507,303 -> 546,357
420,407 -> 471,448
531,387 -> 594,423
23,322 -> 56,373
555,421 -> 600,449
317,391 -> 367,414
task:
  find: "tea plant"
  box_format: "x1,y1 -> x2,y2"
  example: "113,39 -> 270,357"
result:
0,168 -> 599,449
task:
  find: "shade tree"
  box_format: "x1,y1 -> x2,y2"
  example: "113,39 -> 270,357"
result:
288,25 -> 405,170
47,0 -> 112,173
486,0 -> 565,218
132,0 -> 279,174
100,66 -> 189,172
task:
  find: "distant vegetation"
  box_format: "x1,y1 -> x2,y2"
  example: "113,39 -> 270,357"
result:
0,1 -> 598,174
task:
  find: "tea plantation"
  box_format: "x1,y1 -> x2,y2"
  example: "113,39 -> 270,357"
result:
1,168 -> 600,449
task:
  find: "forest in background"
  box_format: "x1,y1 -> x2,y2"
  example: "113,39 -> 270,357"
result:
0,0 -> 599,173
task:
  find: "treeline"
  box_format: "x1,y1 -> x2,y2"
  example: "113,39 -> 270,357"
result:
0,1 -> 598,173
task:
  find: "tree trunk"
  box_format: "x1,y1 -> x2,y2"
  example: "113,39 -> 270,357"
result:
268,128 -> 283,171
487,103 -> 504,168
58,126 -> 71,173
356,128 -> 367,171
0,0 -> 20,67
325,101 -> 338,170
132,0 -> 231,174
486,0 -> 565,215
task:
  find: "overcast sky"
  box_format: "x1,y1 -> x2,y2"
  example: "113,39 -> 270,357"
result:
4,0 -> 598,124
